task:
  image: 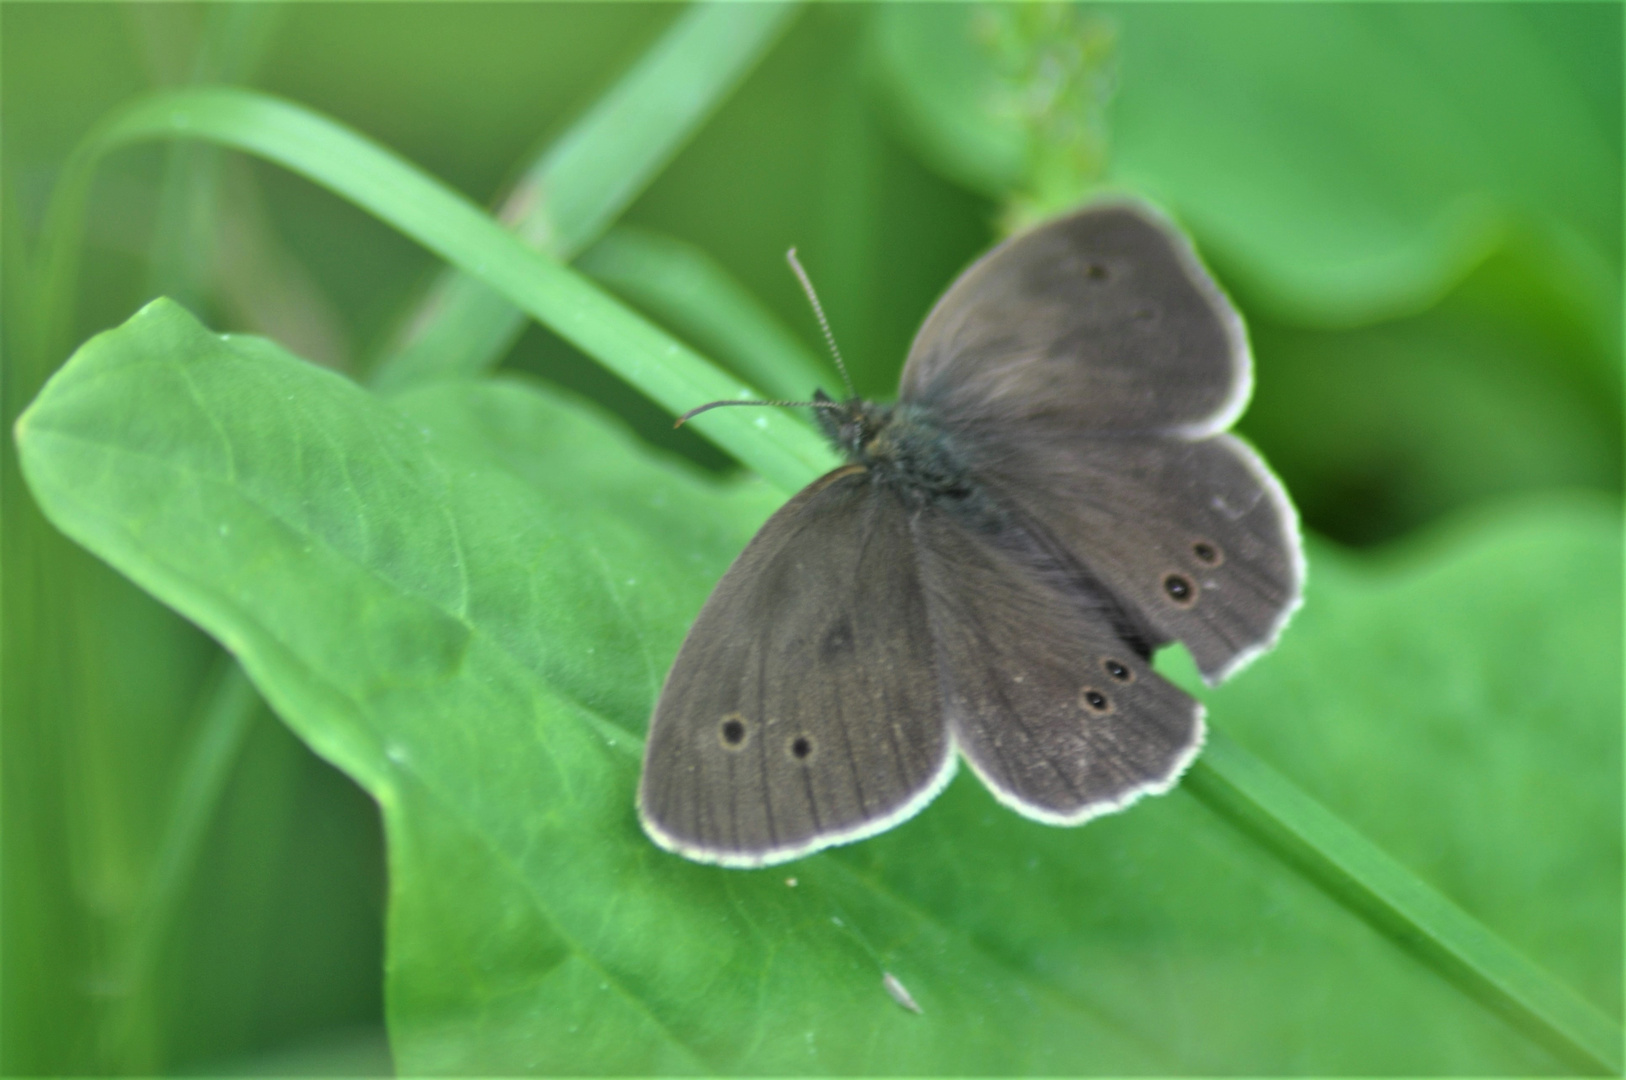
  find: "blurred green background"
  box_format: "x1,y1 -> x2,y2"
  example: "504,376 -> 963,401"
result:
3,3 -> 1619,1074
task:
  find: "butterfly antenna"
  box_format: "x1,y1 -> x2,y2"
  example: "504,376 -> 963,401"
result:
674,397 -> 843,428
786,248 -> 857,400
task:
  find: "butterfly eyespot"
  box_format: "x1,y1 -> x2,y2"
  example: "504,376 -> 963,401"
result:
1079,688 -> 1114,714
1192,540 -> 1223,566
1102,658 -> 1134,683
789,735 -> 815,761
1163,573 -> 1197,606
718,714 -> 750,750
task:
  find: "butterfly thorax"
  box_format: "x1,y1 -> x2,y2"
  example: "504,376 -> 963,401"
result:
814,389 -> 1000,526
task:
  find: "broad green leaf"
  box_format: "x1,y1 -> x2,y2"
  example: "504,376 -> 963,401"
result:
9,10 -> 784,1072
1216,494 -> 1623,1015
19,299 -> 1618,1072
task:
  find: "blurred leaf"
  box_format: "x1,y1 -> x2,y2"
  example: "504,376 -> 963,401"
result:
871,3 -> 1622,548
18,300 -> 1619,1072
869,4 -> 1024,200
872,4 -> 1621,332
1240,257 -> 1623,545
870,3 -> 1116,227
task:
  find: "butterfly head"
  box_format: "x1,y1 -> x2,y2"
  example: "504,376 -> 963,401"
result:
812,388 -> 894,464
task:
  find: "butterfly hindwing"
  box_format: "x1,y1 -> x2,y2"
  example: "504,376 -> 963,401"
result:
899,201 -> 1248,437
638,467 -> 953,867
967,430 -> 1304,684
911,504 -> 1204,824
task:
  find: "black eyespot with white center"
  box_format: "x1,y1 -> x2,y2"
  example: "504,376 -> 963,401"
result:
718,713 -> 749,750
789,735 -> 814,761
1192,540 -> 1222,566
1164,573 -> 1196,606
1103,658 -> 1134,683
1079,687 -> 1113,714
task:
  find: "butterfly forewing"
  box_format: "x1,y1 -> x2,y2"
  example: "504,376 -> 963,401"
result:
639,467 -> 953,867
911,506 -> 1204,823
900,202 -> 1249,436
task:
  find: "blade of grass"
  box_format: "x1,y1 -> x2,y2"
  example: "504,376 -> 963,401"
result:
370,0 -> 800,391
34,86 -> 836,494
31,85 -> 1621,1074
143,3 -> 282,313
579,225 -> 837,402
100,662 -> 262,1065
1187,730 -> 1621,1075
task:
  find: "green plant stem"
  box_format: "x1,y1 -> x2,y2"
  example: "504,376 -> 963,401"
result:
32,84 -> 1621,1075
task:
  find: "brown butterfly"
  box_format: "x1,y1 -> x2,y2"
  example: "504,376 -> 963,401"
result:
639,200 -> 1303,867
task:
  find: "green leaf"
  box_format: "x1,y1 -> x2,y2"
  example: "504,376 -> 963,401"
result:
1205,495 -> 1623,1025
1241,269 -> 1623,545
18,299 -> 1619,1072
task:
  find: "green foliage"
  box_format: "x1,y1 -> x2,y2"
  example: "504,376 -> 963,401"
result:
18,302 -> 1617,1072
5,3 -> 1620,1075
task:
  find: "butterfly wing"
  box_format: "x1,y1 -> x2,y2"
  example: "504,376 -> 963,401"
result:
966,430 -> 1304,685
638,467 -> 954,867
911,504 -> 1204,823
900,201 -> 1249,437
900,198 -> 1301,684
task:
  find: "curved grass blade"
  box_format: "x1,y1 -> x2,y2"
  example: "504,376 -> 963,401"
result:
100,663 -> 263,1064
579,225 -> 836,403
34,86 -> 836,494
1189,730 -> 1623,1075
373,1 -> 801,390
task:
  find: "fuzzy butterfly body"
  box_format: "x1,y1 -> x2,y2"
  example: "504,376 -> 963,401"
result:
638,200 -> 1304,867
